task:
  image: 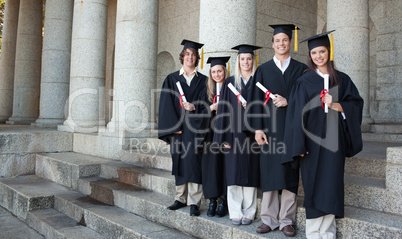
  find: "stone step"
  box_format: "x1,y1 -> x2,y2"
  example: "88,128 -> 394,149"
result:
36,152 -> 176,197
0,175 -> 198,239
363,132 -> 402,143
39,151 -> 398,214
27,208 -> 105,239
0,125 -> 73,177
54,192 -> 195,239
0,175 -> 71,219
77,177 -> 402,239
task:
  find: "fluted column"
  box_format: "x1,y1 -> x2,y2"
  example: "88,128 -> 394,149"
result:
35,0 -> 74,127
7,0 -> 42,125
58,0 -> 108,133
0,0 -> 20,123
104,0 -> 158,138
327,0 -> 372,130
199,0 -> 257,75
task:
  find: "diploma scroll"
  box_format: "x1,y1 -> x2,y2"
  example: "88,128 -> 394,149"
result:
228,83 -> 246,104
213,83 -> 220,104
324,75 -> 329,113
176,82 -> 187,107
256,82 -> 277,103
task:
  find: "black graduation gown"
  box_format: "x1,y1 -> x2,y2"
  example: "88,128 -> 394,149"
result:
282,70 -> 363,219
196,89 -> 226,199
245,59 -> 307,193
158,70 -> 207,185
213,76 -> 260,187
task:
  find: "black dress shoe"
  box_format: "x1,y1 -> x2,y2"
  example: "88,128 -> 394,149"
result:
167,200 -> 186,210
215,199 -> 228,217
190,205 -> 200,216
207,199 -> 217,217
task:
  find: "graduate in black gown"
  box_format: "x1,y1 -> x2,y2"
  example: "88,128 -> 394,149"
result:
282,31 -> 363,238
158,40 -> 207,216
197,56 -> 230,217
244,24 -> 307,237
213,44 -> 261,225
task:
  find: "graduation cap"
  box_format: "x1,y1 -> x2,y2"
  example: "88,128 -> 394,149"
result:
181,39 -> 204,50
231,44 -> 262,55
269,24 -> 299,39
207,56 -> 230,67
300,30 -> 335,61
269,24 -> 300,51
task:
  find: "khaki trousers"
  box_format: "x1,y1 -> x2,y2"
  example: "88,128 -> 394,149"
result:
306,214 -> 336,239
227,185 -> 257,220
175,182 -> 203,207
260,189 -> 297,230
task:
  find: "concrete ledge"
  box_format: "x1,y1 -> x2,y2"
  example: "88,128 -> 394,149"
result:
0,176 -> 69,219
36,153 -> 109,190
27,208 -> 105,239
54,191 -> 195,239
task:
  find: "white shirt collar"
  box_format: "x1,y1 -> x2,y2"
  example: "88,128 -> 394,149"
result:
273,55 -> 291,74
179,67 -> 197,76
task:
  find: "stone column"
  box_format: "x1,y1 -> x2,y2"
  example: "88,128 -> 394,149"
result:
0,0 -> 20,123
35,0 -> 74,127
58,0 -> 108,133
104,0 -> 158,138
7,0 -> 42,125
327,0 -> 372,130
199,0 -> 257,75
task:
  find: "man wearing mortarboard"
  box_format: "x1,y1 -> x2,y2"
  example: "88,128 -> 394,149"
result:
244,24 -> 308,237
158,40 -> 207,217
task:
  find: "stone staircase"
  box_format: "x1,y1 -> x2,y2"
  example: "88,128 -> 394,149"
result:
0,126 -> 402,238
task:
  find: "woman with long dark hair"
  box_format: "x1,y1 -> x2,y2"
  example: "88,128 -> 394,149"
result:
282,31 -> 363,238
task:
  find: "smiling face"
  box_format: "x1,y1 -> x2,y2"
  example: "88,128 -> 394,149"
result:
210,65 -> 226,83
239,53 -> 254,72
310,46 -> 329,69
272,33 -> 291,57
182,48 -> 197,68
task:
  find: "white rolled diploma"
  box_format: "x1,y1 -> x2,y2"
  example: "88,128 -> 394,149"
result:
324,74 -> 329,113
216,83 -> 220,103
176,81 -> 187,103
256,82 -> 277,100
228,83 -> 246,104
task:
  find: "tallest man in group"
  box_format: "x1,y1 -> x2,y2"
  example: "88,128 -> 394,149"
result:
245,24 -> 307,237
158,40 -> 207,216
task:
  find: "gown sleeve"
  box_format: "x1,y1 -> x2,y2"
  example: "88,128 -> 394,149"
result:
338,74 -> 364,157
158,75 -> 183,144
281,77 -> 309,167
213,79 -> 233,146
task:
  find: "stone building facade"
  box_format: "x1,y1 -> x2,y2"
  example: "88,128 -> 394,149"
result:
0,0 -> 401,136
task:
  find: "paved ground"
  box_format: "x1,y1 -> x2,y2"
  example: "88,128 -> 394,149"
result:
0,206 -> 44,239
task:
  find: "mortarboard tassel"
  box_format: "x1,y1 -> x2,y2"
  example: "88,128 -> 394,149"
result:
330,32 -> 334,61
201,48 -> 204,69
228,62 -> 230,76
294,26 -> 298,52
256,52 -> 259,67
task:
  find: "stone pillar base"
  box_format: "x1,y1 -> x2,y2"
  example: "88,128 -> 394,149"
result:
58,118 -> 105,133
6,117 -> 37,125
99,121 -> 158,149
34,118 -> 65,128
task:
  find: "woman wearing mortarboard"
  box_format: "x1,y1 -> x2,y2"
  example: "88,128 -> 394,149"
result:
213,44 -> 261,225
282,31 -> 363,238
196,56 -> 230,217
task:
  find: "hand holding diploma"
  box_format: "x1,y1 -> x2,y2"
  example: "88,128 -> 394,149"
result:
176,81 -> 187,108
